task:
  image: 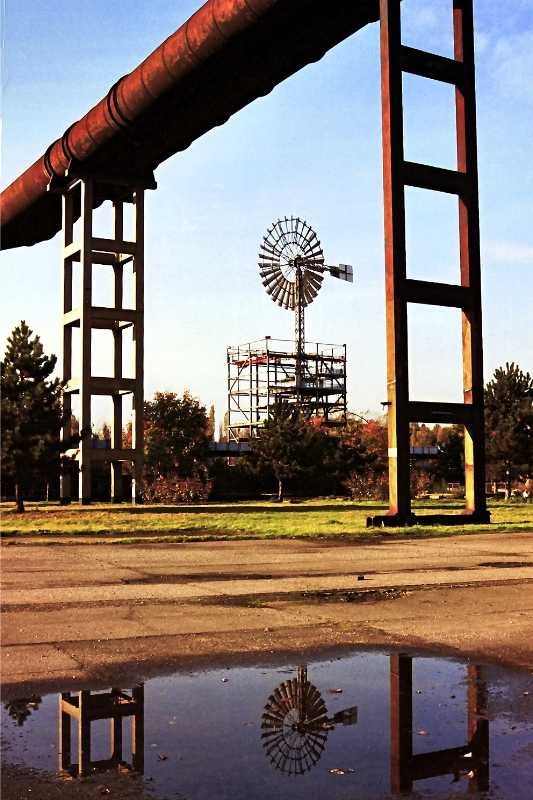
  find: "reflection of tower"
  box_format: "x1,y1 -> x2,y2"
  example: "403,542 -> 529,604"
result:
390,656 -> 489,793
58,686 -> 144,777
261,666 -> 357,776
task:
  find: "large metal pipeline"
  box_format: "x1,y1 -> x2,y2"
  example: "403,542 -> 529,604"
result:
1,0 -> 378,249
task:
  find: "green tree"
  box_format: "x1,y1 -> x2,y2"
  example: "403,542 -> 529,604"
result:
1,322 -> 62,512
248,402 -> 326,501
144,391 -> 210,480
485,362 -> 533,493
207,404 -> 216,441
435,424 -> 464,485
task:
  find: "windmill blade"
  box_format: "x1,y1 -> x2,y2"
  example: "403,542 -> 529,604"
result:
270,279 -> 286,303
263,272 -> 283,289
325,263 -> 354,282
260,265 -> 281,281
279,284 -> 291,309
305,272 -> 324,293
265,276 -> 283,297
301,275 -> 317,307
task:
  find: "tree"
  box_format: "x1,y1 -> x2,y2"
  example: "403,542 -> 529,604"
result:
1,322 -> 62,512
3,696 -> 41,727
485,362 -> 533,493
341,417 -> 389,499
144,391 -> 210,481
247,402 -> 317,501
207,404 -> 216,441
435,424 -> 464,486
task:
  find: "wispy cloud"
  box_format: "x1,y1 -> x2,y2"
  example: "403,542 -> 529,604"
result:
490,30 -> 533,101
482,240 -> 533,266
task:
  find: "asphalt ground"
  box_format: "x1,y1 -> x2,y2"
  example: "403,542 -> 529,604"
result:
2,531 -> 533,698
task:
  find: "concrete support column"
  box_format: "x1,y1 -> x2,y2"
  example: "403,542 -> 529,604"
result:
60,173 -> 149,505
78,180 -> 94,504
131,189 -> 144,504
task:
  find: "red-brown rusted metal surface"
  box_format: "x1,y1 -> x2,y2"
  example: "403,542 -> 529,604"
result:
1,0 -> 379,249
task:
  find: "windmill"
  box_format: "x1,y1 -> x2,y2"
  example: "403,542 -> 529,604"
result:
258,216 -> 353,393
261,666 -> 358,776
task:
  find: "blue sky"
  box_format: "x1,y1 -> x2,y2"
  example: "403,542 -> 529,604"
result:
1,0 -> 532,431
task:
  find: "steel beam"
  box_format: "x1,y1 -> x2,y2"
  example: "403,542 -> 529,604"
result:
369,0 -> 489,527
378,0 -> 412,523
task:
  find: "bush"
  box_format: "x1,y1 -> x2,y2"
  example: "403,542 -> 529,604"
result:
142,473 -> 212,504
344,469 -> 388,500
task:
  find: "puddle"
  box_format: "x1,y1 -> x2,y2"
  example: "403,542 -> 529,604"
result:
2,651 -> 532,799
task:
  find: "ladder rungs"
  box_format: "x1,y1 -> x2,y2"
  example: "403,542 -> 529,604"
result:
404,279 -> 473,308
400,45 -> 464,85
403,161 -> 469,196
408,401 -> 473,425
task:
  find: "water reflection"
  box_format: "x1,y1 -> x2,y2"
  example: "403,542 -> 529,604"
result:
2,652 -> 530,799
390,656 -> 489,793
261,665 -> 357,775
58,686 -> 144,777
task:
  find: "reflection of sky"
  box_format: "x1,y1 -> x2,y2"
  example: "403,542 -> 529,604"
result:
1,1 -> 532,428
2,652 -> 533,800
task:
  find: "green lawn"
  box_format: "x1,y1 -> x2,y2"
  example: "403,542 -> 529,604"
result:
1,498 -> 532,543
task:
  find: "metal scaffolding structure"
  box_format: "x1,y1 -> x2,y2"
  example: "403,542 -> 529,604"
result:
227,337 -> 347,442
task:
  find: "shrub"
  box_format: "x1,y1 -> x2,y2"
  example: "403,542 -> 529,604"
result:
142,473 -> 212,504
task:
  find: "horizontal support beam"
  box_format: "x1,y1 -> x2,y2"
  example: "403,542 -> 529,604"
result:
64,376 -> 137,395
408,400 -> 474,425
404,279 -> 473,308
400,45 -> 464,84
63,308 -> 81,327
88,447 -> 136,463
403,161 -> 469,196
63,307 -> 139,329
92,237 -> 136,256
91,377 -> 137,395
63,241 -> 81,260
63,447 -> 136,462
410,746 -> 472,780
92,306 -> 139,324
64,378 -> 80,394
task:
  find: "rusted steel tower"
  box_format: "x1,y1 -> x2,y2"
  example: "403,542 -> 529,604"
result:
1,0 -> 489,518
368,0 -> 489,526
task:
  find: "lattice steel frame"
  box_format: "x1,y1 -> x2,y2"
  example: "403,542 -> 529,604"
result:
227,338 -> 347,442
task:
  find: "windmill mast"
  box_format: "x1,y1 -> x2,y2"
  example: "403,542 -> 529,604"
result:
294,258 -> 305,394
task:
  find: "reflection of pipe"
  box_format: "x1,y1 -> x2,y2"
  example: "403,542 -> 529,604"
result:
1,0 -> 379,249
390,656 -> 490,793
58,685 -> 144,777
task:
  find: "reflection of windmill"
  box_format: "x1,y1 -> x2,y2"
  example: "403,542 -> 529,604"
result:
259,217 -> 353,394
261,666 -> 357,776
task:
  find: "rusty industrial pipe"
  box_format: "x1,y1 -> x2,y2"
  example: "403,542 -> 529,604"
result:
1,0 -> 378,249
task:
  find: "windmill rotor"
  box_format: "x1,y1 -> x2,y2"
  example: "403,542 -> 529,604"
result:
258,217 -> 325,311
261,667 -> 329,776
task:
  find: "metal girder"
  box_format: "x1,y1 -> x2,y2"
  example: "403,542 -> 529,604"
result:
368,0 -> 489,527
